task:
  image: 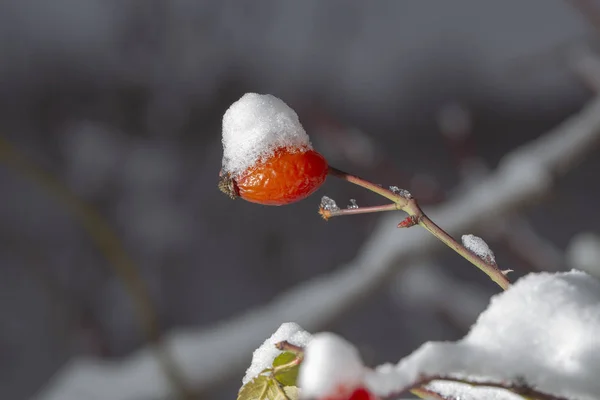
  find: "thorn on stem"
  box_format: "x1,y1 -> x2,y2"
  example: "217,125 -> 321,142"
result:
398,215 -> 419,228
318,206 -> 331,220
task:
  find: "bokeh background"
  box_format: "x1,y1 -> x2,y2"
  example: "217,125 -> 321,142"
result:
2,1 -> 600,399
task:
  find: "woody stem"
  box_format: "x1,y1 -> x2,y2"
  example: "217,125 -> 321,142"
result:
327,166 -> 510,290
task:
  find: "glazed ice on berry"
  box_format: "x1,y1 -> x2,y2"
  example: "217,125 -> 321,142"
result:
219,93 -> 328,206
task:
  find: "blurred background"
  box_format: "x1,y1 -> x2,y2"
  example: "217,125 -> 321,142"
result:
2,1 -> 600,399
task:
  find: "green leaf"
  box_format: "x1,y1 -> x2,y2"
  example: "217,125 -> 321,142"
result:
237,375 -> 297,400
272,352 -> 300,387
283,386 -> 300,400
273,352 -> 297,367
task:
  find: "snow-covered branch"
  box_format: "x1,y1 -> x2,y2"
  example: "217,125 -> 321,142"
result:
34,97 -> 600,400
363,271 -> 600,400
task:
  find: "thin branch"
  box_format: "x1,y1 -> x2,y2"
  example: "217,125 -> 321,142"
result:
326,167 -> 510,290
433,101 -> 566,276
328,166 -> 406,204
0,137 -> 191,399
398,375 -> 568,400
417,213 -> 509,290
33,97 -> 600,400
410,387 -> 450,400
275,341 -> 305,355
319,203 -> 399,219
0,138 -> 160,342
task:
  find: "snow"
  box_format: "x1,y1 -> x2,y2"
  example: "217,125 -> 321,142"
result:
242,322 -> 312,385
298,333 -> 365,399
365,271 -> 600,400
389,186 -> 412,199
320,196 -> 340,212
221,93 -> 312,177
461,234 -> 496,264
347,199 -> 359,210
33,96 -> 600,400
425,380 -> 523,400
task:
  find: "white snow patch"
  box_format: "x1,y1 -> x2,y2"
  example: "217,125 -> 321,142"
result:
242,322 -> 311,385
366,271 -> 600,400
320,196 -> 340,212
425,380 -> 523,400
347,199 -> 359,210
462,234 -> 496,264
221,93 -> 311,177
389,186 -> 412,198
298,333 -> 365,399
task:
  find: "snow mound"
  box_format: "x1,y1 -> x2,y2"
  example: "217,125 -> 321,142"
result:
298,333 -> 365,399
221,93 -> 311,177
242,322 -> 312,385
320,196 -> 339,212
462,233 -> 496,264
366,271 -> 600,400
425,380 -> 523,400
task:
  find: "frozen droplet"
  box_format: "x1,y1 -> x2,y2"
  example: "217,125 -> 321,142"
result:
462,234 -> 496,265
389,186 -> 412,199
347,199 -> 359,209
320,196 -> 340,212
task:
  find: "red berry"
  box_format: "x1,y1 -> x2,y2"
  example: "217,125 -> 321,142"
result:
347,388 -> 378,400
322,386 -> 378,400
220,146 -> 328,205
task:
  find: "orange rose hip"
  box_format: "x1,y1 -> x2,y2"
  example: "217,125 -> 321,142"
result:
220,93 -> 328,205
221,147 -> 328,205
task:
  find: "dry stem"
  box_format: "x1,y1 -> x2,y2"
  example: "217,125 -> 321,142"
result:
0,137 -> 192,399
326,166 -> 510,290
398,375 -> 568,400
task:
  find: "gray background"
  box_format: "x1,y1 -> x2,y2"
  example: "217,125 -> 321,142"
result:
1,1 -> 599,399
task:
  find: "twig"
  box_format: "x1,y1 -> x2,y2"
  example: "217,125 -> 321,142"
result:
327,167 -> 405,204
0,137 -> 192,399
319,203 -> 399,219
434,101 -> 565,275
410,386 -> 449,400
33,97 -> 600,400
397,375 -> 568,400
275,341 -> 305,355
326,167 -> 510,290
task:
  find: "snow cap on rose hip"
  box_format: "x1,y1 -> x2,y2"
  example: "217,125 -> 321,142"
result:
219,93 -> 329,206
298,332 -> 367,399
